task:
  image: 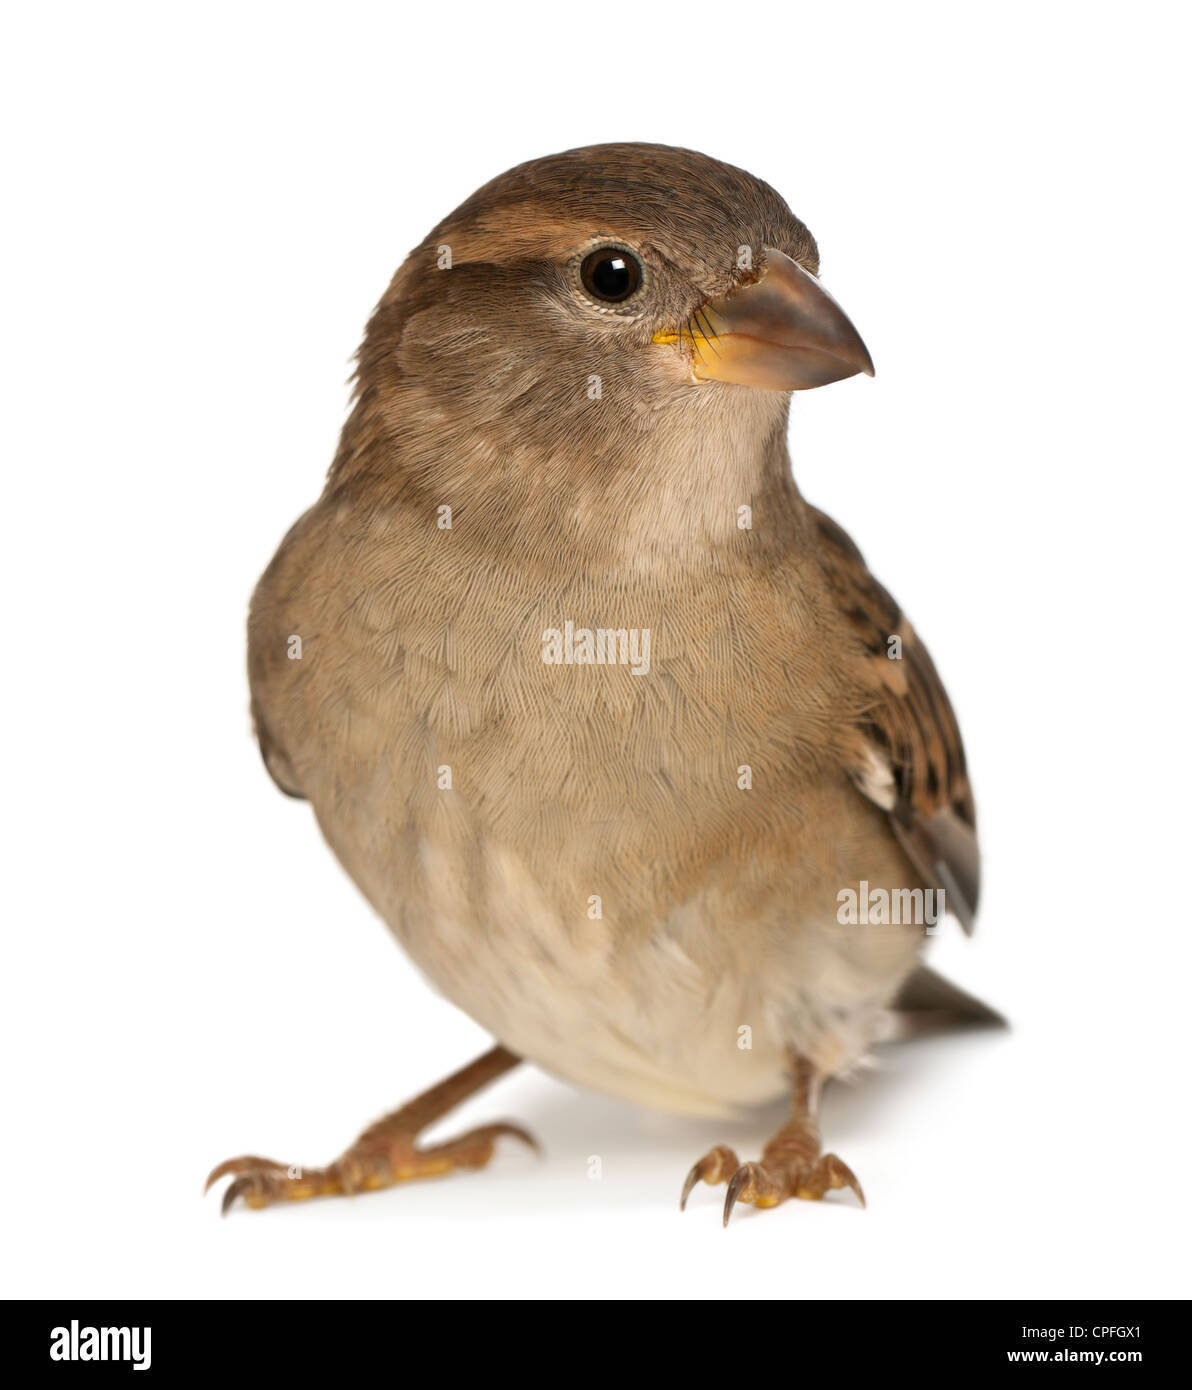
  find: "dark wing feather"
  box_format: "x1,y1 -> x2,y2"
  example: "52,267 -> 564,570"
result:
812,509 -> 980,932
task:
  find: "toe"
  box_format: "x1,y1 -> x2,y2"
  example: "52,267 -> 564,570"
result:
220,1173 -> 274,1215
204,1155 -> 285,1195
680,1144 -> 740,1211
723,1161 -> 782,1226
819,1153 -> 866,1207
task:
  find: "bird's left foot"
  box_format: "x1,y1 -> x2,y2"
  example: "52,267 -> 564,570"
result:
679,1055 -> 865,1225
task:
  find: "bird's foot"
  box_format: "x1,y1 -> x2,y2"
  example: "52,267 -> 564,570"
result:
205,1045 -> 536,1214
680,1130 -> 865,1226
206,1121 -> 536,1213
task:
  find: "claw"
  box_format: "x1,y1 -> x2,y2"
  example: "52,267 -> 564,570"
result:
488,1122 -> 540,1154
821,1153 -> 866,1208
221,1175 -> 268,1216
723,1165 -> 756,1227
679,1144 -> 739,1211
204,1155 -> 285,1194
679,1163 -> 701,1212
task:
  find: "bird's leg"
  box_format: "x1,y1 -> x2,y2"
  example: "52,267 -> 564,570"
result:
206,1044 -> 535,1214
680,1053 -> 864,1226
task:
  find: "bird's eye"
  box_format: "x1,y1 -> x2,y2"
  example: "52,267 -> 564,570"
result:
580,247 -> 642,303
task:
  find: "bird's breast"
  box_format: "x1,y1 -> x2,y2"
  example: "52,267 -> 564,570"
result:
249,515 -> 919,1111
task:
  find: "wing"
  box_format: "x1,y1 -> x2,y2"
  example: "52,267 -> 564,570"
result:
247,510 -> 317,803
812,508 -> 981,932
251,693 -> 307,800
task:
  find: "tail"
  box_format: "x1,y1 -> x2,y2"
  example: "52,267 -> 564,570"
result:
882,965 -> 1007,1041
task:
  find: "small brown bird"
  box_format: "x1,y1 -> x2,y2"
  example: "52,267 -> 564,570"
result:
207,143 -> 995,1224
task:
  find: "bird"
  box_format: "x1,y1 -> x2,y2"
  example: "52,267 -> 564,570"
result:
206,142 -> 997,1225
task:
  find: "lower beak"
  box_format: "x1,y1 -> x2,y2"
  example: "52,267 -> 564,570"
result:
655,247 -> 875,391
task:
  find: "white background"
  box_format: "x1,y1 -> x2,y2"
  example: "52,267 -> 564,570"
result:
3,1 -> 1189,1300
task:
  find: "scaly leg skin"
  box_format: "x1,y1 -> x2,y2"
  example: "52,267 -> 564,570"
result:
680,1053 -> 865,1226
206,1044 -> 536,1214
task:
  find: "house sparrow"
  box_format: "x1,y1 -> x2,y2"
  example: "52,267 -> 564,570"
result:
207,143 -> 995,1224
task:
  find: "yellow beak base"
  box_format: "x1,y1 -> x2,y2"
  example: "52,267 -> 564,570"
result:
655,248 -> 874,391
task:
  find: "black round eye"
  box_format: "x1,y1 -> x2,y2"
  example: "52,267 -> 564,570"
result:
580,247 -> 642,303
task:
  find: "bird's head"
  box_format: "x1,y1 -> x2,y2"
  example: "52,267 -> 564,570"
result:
346,144 -> 873,556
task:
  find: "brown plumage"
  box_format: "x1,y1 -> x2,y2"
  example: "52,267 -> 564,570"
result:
208,143 -> 995,1222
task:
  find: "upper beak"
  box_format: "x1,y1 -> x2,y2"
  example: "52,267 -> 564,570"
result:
655,247 -> 874,391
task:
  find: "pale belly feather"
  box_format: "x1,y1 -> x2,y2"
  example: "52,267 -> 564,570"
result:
324,795 -> 920,1120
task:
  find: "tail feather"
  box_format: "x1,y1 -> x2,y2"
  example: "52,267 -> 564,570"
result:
882,965 -> 1007,1041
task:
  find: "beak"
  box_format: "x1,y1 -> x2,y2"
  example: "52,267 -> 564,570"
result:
655,247 -> 874,391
